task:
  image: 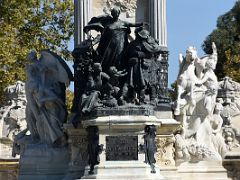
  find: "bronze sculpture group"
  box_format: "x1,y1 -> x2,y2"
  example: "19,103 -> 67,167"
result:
72,7 -> 164,121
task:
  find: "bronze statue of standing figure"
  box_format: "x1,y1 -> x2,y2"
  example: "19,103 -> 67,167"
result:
84,7 -> 143,73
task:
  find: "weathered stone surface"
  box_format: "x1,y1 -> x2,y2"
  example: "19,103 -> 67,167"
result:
64,125 -> 88,180
217,77 -> 240,149
155,135 -> 175,167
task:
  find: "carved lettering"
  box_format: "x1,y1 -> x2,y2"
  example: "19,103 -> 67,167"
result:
106,136 -> 138,160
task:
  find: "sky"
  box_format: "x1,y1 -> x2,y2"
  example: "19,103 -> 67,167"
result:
167,0 -> 236,86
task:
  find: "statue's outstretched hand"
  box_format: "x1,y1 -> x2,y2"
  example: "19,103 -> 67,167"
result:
212,42 -> 217,54
179,53 -> 184,64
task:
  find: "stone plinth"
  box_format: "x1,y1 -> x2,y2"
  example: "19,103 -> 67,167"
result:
155,104 -> 180,179
18,144 -> 70,180
0,159 -> 18,180
64,125 -> 88,180
65,104 -> 180,179
0,138 -> 19,180
81,115 -> 164,179
0,139 -> 14,159
177,161 -> 230,180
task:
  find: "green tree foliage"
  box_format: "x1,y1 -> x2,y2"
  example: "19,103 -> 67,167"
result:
0,0 -> 74,103
202,2 -> 240,82
168,81 -> 177,102
66,89 -> 74,118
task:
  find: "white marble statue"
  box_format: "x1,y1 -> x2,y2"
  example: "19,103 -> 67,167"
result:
0,81 -> 27,158
218,76 -> 240,120
174,42 -> 227,162
195,42 -> 218,116
211,101 -> 223,134
0,81 -> 27,141
174,46 -> 199,116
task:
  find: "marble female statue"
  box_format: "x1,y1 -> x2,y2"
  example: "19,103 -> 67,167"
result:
211,101 -> 224,134
84,7 -> 143,73
195,42 -> 218,115
25,50 -> 73,146
196,57 -> 218,116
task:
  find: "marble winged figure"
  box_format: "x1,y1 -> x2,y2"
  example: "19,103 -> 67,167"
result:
25,50 -> 73,146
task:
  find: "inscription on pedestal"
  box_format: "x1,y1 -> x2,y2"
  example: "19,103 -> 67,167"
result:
106,136 -> 138,161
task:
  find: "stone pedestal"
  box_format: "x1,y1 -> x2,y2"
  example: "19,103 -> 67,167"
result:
155,134 -> 178,179
0,138 -> 19,180
65,103 -> 180,180
0,159 -> 18,180
79,115 -> 164,179
154,104 -> 180,179
0,139 -> 14,159
18,144 -> 70,180
177,161 -> 230,180
64,125 -> 88,179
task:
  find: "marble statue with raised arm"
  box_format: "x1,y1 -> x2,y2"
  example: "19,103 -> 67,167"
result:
195,42 -> 218,116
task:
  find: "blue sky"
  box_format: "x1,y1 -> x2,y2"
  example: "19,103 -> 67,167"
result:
167,0 -> 236,86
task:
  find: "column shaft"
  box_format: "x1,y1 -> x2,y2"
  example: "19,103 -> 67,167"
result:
74,0 -> 92,48
149,0 -> 167,47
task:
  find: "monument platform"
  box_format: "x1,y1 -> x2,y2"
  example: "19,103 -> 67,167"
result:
66,115 -> 171,179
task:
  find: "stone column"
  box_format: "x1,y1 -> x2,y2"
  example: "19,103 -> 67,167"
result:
149,0 -> 169,102
74,0 -> 92,47
72,0 -> 92,112
149,0 -> 167,47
